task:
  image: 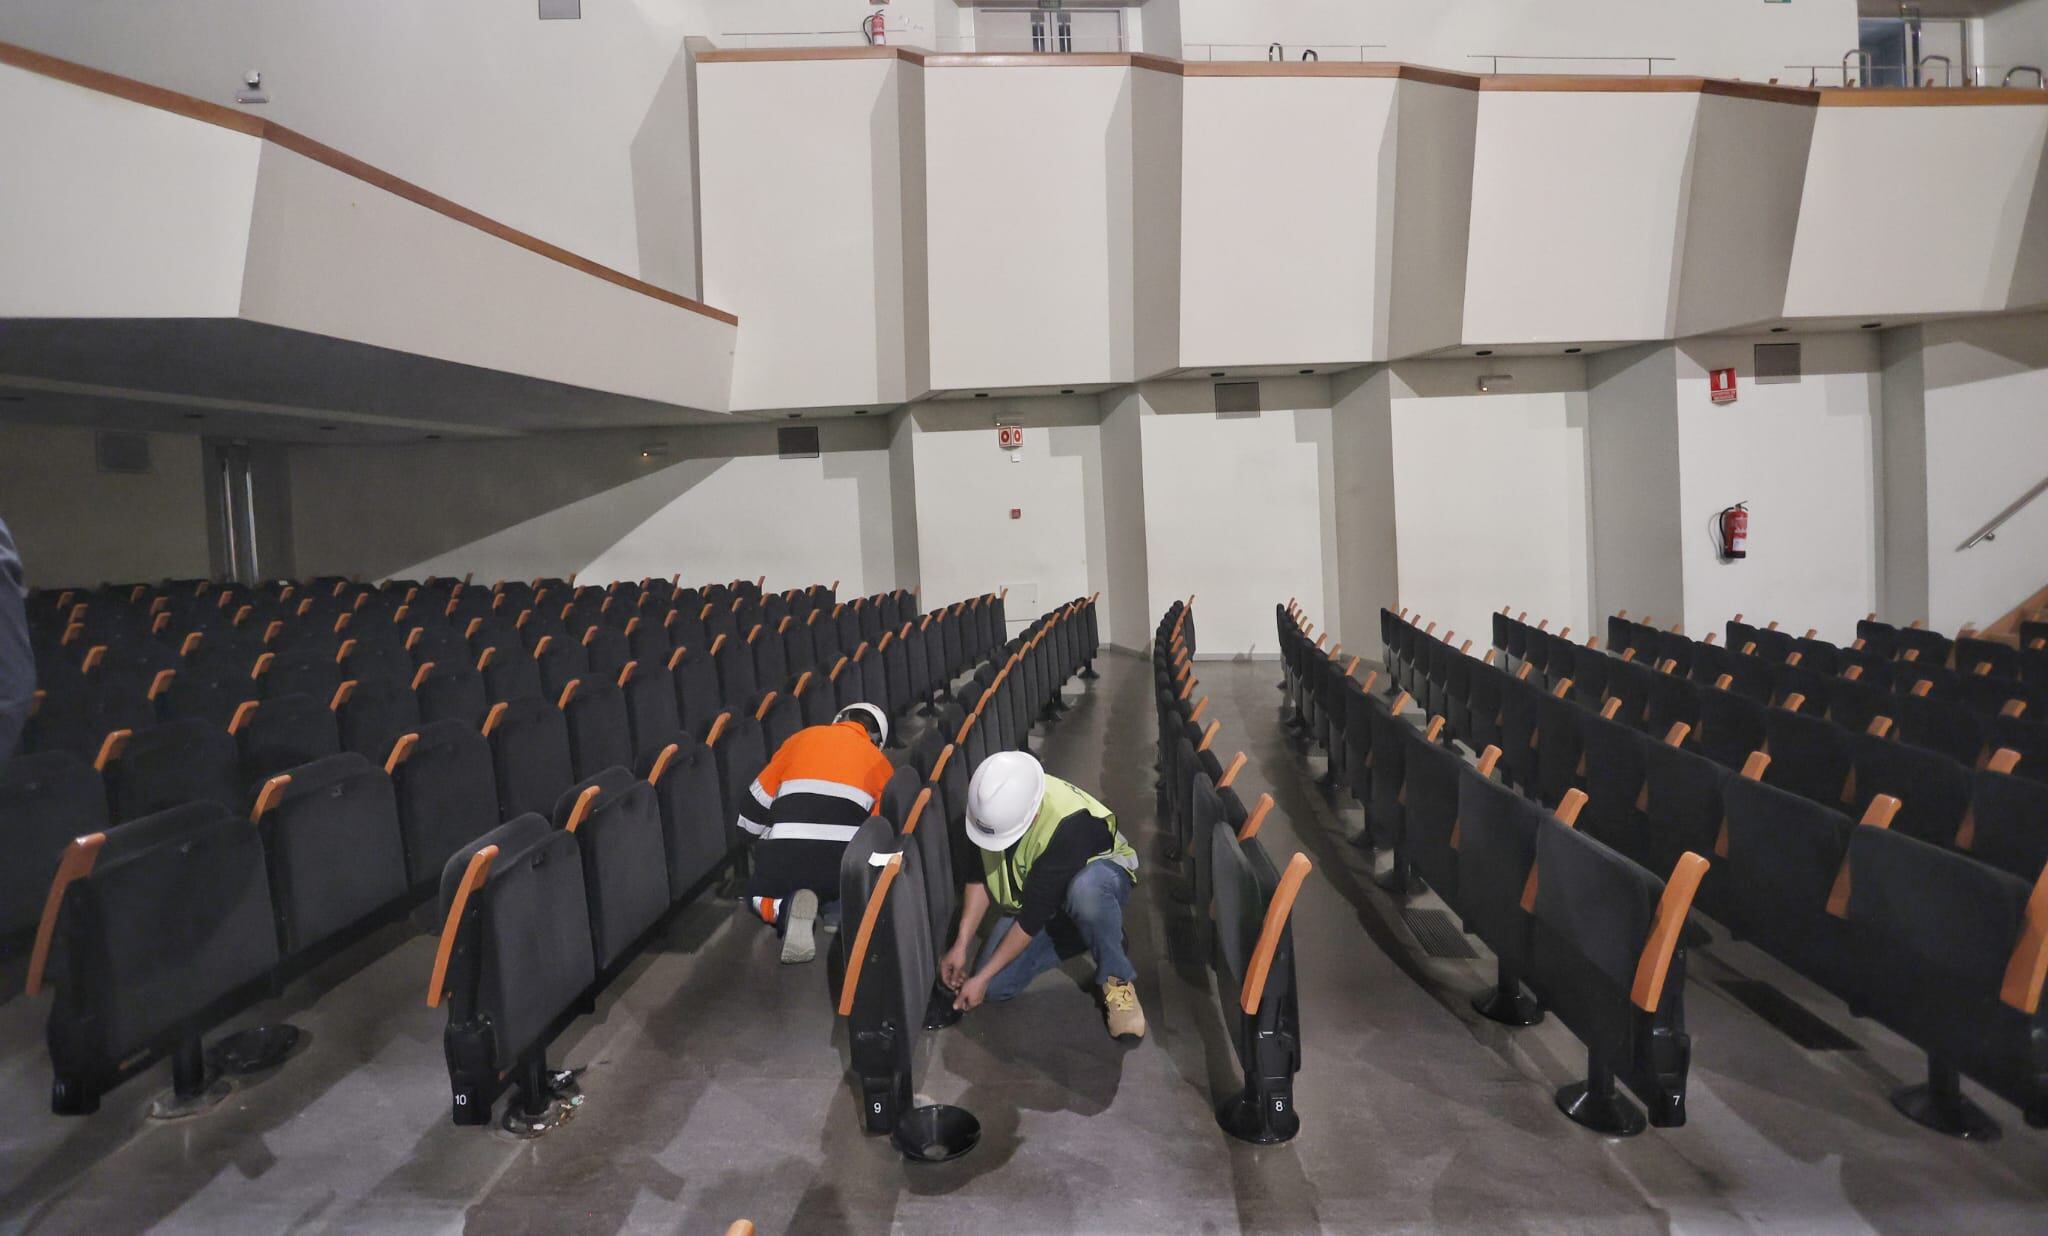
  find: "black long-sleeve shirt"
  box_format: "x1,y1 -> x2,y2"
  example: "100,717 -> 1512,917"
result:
0,519 -> 33,760
1013,810 -> 1115,937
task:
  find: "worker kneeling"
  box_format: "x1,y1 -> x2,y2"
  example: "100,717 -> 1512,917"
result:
944,751 -> 1145,1041
744,703 -> 894,965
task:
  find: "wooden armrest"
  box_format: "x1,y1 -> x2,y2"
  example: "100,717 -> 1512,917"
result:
228,699 -> 260,735
482,701 -> 509,737
2001,699 -> 2028,719
955,712 -> 977,745
1663,722 -> 1691,747
1424,716 -> 1446,743
1520,790 -> 1590,910
1198,720 -> 1221,753
709,634 -> 726,655
2000,863 -> 2048,1014
1357,669 -> 1379,694
565,784 -> 602,833
755,692 -> 778,721
1826,795 -> 1900,917
1237,794 -> 1275,842
901,788 -> 932,837
411,662 -> 435,690
1218,752 -> 1249,789
148,669 -> 176,700
1390,692 -> 1411,717
1781,693 -> 1806,713
1552,677 -> 1574,699
25,832 -> 107,997
1632,852 -> 1710,1013
427,845 -> 498,1007
558,680 -> 582,710
1868,716 -> 1893,738
93,728 -> 132,772
1189,697 -> 1209,724
1240,853 -> 1313,1015
929,744 -> 954,785
252,774 -> 292,822
1619,648 -> 1636,663
1600,697 -> 1622,720
836,854 -> 905,1017
1909,680 -> 1932,698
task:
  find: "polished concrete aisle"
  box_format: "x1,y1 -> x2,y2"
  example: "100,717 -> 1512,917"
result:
2,655 -> 2046,1234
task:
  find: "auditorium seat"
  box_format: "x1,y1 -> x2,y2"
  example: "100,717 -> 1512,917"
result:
644,735 -> 730,899
232,693 -> 343,786
387,719 -> 502,889
553,769 -> 670,974
558,677 -> 634,780
101,717 -> 244,821
34,802 -> 280,1116
0,751 -> 108,940
250,752 -> 410,964
837,817 -> 935,1134
484,697 -> 577,821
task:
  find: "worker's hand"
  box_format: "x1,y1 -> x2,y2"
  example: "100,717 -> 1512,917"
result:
953,973 -> 988,1013
940,944 -> 969,992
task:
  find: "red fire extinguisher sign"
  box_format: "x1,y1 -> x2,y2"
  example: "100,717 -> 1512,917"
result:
1710,368 -> 1738,404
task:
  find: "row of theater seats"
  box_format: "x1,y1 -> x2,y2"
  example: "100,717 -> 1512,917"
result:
1445,612 -> 2048,885
1153,600 -> 1313,1144
1510,610 -> 2048,776
1279,603 -> 1704,1137
1357,605 -> 2048,1140
836,598 -> 1101,1139
8,573 -> 1010,1125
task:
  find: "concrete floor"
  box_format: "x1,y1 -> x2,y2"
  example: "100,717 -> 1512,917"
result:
1,654 -> 2045,1234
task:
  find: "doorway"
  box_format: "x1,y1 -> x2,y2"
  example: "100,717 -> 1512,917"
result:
973,7 -> 1125,54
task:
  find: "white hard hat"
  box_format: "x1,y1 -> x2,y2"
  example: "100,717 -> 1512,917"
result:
965,751 -> 1046,851
834,702 -> 889,749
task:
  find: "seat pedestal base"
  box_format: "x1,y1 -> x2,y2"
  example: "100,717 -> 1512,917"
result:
923,986 -> 964,1031
1557,1078 -> 1647,1138
500,1061 -> 584,1139
150,1037 -> 232,1121
1217,1086 -> 1300,1145
209,1024 -> 301,1076
1472,970 -> 1544,1028
1894,1061 -> 2001,1141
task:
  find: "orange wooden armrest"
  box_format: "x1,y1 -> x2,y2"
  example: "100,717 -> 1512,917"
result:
564,784 -> 602,833
1909,680 -> 1932,698
1631,852 -> 1710,1013
1475,745 -> 1502,777
755,692 -> 778,721
1552,677 -> 1574,699
25,832 -> 107,996
646,742 -> 681,787
901,788 -> 932,837
1357,669 -> 1379,694
1826,795 -> 1900,917
726,1223 -> 757,1236
228,699 -> 260,735
1390,691 -> 1411,717
1237,794 -> 1275,842
929,744 -> 955,785
1999,863 -> 2048,1014
252,774 -> 292,822
1425,716 -> 1446,742
1240,853 -> 1313,1015
1345,655 -> 1361,677
482,701 -> 509,737
1189,697 -> 1209,724
93,728 -> 132,773
1198,720 -> 1221,752
427,845 -> 498,1007
558,680 -> 582,710
837,854 -> 905,1017
1781,693 -> 1806,713
1600,697 -> 1622,720
1619,648 -> 1636,663
1218,752 -> 1248,789
148,669 -> 176,700
1515,663 -> 1533,681
1664,722 -> 1691,747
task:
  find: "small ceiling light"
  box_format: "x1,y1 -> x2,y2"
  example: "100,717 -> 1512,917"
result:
1299,368 -> 1315,375
786,412 -> 802,419
1209,371 -> 1226,378
974,393 -> 989,399
1770,326 -> 1789,333
1477,374 -> 1511,393
1060,389 -> 1075,395
1860,321 -> 1883,329
1564,347 -> 1582,355
1475,349 -> 1494,357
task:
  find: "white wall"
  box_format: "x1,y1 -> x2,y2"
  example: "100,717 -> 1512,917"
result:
1098,389 -> 1152,652
1673,93 -> 1815,337
1171,0 -> 1857,81
1918,313 -> 2048,632
286,420 -> 901,594
1785,103 -> 2048,319
0,63 -> 259,317
1136,379 -> 1336,658
1462,90 -> 1697,344
908,397 -> 1109,633
1178,74 -> 1394,367
0,423 -> 212,587
698,54 -> 923,411
1388,358 -> 1592,646
1331,368 -> 1401,655
1982,0 -> 2048,74
1386,80 -> 1478,358
1673,334 -> 1880,645
1585,345 -> 1684,628
923,63 -> 1152,390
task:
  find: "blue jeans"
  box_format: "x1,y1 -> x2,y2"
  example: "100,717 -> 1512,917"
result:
977,861 -> 1136,1001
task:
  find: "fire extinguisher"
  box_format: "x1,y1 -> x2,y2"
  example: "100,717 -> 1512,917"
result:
864,9 -> 887,45
1717,502 -> 1749,561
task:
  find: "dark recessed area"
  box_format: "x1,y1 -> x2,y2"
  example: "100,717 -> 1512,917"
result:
1475,349 -> 1493,357
1209,371 -> 1225,378
425,434 -> 442,440
319,425 -> 337,432
786,412 -> 801,419
1861,322 -> 1883,329
974,392 -> 989,399
1770,326 -> 1789,333
1060,388 -> 1075,395
1299,368 -> 1315,375
852,409 -> 867,416
182,412 -> 205,420
1564,348 -> 1582,355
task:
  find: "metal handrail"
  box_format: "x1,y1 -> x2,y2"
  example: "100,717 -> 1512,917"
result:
1917,53 -> 1951,87
1469,54 -> 1676,75
2007,65 -> 2045,88
1959,477 -> 2048,550
1843,49 -> 1873,87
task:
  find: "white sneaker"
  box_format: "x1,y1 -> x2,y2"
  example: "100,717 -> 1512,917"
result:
780,889 -> 819,964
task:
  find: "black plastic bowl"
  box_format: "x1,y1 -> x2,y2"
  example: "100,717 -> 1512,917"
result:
892,1104 -> 980,1163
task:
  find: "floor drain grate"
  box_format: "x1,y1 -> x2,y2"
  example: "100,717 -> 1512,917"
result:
1402,908 -> 1478,960
1717,979 -> 1861,1052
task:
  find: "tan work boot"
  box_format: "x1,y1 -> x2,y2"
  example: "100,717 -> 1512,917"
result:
780,889 -> 818,964
1102,977 -> 1146,1041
